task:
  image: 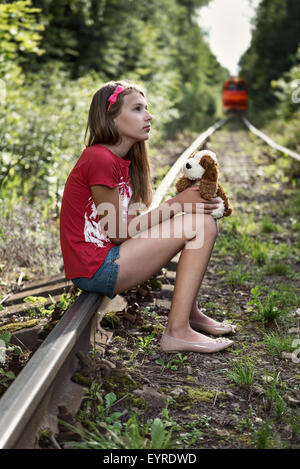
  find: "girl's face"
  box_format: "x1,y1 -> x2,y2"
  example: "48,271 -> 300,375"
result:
113,91 -> 152,144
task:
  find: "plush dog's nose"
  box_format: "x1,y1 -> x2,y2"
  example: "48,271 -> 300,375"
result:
186,162 -> 192,169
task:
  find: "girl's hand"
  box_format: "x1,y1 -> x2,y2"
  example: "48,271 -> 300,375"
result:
173,186 -> 220,214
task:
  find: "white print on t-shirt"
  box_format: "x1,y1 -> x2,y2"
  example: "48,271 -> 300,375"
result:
84,179 -> 132,246
84,197 -> 110,247
119,177 -> 133,222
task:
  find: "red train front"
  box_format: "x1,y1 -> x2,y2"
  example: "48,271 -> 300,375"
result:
223,77 -> 248,113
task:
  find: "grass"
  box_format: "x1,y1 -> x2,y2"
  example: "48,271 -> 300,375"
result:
230,213 -> 258,236
262,371 -> 287,419
280,193 -> 300,217
264,257 -> 290,276
227,358 -> 256,390
225,265 -> 249,291
262,331 -> 295,358
0,200 -> 61,286
60,413 -> 175,449
232,233 -> 252,258
260,215 -> 279,233
247,287 -> 282,323
252,421 -> 273,449
250,241 -> 268,265
58,383 -> 175,449
156,354 -> 190,372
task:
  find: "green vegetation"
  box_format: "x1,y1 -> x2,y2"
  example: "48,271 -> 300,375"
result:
0,0 -> 227,215
262,332 -> 294,358
248,287 -> 281,323
60,383 -> 175,449
0,332 -> 21,396
239,0 -> 300,186
0,332 -> 22,357
239,0 -> 300,111
227,359 -> 256,390
0,318 -> 39,332
156,354 -> 190,372
0,0 -> 228,284
0,368 -> 16,395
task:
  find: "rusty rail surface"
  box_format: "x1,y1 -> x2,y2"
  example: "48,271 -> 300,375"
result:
0,292 -> 103,448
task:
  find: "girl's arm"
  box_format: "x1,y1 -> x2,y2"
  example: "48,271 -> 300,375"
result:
128,186 -> 220,239
91,184 -> 220,244
91,184 -> 180,244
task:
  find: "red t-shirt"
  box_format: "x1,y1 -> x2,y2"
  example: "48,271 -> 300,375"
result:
60,144 -> 132,279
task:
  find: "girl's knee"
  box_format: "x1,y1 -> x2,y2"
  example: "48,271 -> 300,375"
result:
177,213 -> 217,241
179,213 -> 203,240
203,214 -> 218,239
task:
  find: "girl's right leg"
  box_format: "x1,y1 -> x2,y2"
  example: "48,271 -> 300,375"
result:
113,212 -> 209,294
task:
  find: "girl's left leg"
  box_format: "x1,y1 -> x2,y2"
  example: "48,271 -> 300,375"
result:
190,297 -> 221,325
189,297 -> 236,336
187,217 -> 236,336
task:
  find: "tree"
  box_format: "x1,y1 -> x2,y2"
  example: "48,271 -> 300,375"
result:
239,0 -> 300,109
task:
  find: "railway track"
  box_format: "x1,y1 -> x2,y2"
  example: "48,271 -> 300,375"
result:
0,115 -> 299,449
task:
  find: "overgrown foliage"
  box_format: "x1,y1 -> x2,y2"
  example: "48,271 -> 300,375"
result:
0,0 -> 228,213
239,0 -> 300,112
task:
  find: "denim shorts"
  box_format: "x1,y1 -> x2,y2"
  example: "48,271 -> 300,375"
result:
72,246 -> 120,299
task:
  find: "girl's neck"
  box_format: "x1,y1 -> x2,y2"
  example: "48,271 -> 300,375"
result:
102,139 -> 134,159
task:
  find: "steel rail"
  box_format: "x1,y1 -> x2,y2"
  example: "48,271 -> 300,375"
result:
0,117 -> 228,449
241,116 -> 300,163
0,292 -> 102,448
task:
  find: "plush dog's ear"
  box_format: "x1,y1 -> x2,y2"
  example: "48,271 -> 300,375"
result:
200,155 -> 218,182
199,180 -> 218,199
175,176 -> 194,192
216,184 -> 233,216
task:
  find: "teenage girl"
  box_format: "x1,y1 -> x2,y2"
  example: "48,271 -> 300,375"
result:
60,81 -> 236,353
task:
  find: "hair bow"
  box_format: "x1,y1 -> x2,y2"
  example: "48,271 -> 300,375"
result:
107,85 -> 125,112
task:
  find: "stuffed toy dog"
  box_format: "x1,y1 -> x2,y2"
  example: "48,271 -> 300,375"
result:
175,149 -> 232,219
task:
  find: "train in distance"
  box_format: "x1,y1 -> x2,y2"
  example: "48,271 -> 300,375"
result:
222,77 -> 248,114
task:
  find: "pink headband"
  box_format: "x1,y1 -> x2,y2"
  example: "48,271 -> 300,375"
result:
107,85 -> 125,112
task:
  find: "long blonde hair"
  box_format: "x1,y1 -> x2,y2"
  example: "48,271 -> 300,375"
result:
84,81 -> 152,208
